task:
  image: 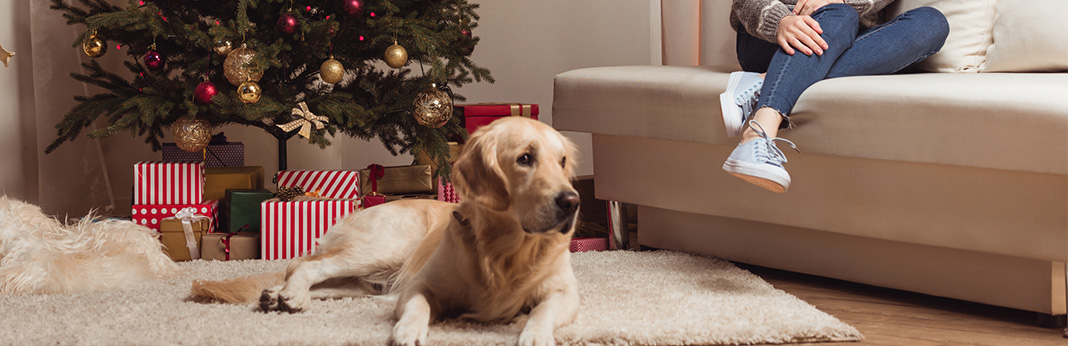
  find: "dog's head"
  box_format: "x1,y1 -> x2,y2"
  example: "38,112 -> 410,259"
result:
453,117 -> 580,234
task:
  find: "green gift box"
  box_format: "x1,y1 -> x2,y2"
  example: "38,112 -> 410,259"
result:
222,189 -> 274,233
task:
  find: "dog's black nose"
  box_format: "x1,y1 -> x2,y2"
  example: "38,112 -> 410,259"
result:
555,191 -> 580,214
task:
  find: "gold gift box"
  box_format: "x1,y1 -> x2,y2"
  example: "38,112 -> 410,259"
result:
358,165 -> 434,196
204,166 -> 265,201
160,217 -> 210,261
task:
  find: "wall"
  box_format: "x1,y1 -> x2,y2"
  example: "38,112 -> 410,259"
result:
0,0 -> 655,217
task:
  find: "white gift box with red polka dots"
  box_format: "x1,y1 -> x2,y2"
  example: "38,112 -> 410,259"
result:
133,161 -> 205,205
131,200 -> 218,233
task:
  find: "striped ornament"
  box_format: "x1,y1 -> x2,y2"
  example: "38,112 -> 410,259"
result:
276,170 -> 360,199
133,161 -> 204,205
261,199 -> 359,260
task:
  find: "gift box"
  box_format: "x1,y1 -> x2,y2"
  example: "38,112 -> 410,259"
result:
159,209 -> 212,261
437,177 -> 460,203
131,200 -> 218,233
221,189 -> 274,233
133,161 -> 204,205
415,142 -> 463,174
261,197 -> 360,260
205,166 -> 265,201
202,231 -> 260,261
457,103 -> 539,135
276,170 -> 360,199
386,194 -> 437,202
569,237 -> 609,253
161,141 -> 244,168
361,195 -> 387,208
358,165 -> 433,196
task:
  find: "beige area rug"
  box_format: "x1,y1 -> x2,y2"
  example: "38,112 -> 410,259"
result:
0,250 -> 861,345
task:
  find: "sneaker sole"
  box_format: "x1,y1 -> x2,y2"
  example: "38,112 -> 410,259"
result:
722,159 -> 790,193
720,72 -> 745,138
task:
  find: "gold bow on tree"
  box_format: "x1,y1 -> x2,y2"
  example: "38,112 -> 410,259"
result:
277,101 -> 328,138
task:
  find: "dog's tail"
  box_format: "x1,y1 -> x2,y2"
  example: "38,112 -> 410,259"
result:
189,271 -> 285,304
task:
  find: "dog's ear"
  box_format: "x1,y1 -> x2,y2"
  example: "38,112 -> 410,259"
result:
560,132 -> 580,179
453,130 -> 510,211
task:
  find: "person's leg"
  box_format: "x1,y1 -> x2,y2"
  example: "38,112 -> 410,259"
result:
724,3 -> 859,193
735,28 -> 779,73
825,6 -> 949,78
720,28 -> 780,137
746,3 -> 860,140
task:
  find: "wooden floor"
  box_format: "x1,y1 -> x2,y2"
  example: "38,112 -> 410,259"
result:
736,263 -> 1067,345
615,227 -> 1066,345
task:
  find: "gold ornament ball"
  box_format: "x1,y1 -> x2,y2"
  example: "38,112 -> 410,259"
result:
237,81 -> 262,104
384,42 -> 408,69
173,117 -> 212,152
224,46 -> 264,86
412,87 -> 453,128
82,33 -> 107,58
320,58 -> 344,84
213,39 -> 233,56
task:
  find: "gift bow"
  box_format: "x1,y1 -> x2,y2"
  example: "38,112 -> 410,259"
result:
174,207 -> 205,260
367,164 -> 385,196
277,102 -> 328,138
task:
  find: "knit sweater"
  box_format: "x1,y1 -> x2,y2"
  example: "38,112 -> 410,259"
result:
730,0 -> 897,43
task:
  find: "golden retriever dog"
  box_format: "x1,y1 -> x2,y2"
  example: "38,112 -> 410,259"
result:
0,196 -> 179,294
191,117 -> 581,346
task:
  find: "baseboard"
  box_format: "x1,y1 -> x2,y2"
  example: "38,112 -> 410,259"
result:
638,205 -> 1067,315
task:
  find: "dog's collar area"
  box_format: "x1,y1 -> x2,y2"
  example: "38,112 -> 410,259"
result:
452,211 -> 471,228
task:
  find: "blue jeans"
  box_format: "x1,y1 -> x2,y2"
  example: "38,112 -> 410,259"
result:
736,4 -> 949,128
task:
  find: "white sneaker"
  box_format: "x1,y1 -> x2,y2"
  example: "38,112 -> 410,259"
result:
719,71 -> 763,137
722,121 -> 799,193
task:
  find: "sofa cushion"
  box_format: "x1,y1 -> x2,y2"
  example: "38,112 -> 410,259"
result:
982,0 -> 1068,72
886,0 -> 996,73
553,65 -> 1068,175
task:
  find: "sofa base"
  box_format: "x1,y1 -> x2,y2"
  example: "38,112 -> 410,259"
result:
639,205 -> 1067,316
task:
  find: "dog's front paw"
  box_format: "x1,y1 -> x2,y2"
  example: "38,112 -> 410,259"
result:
390,319 -> 428,346
277,287 -> 310,313
259,286 -> 282,312
517,329 -> 555,346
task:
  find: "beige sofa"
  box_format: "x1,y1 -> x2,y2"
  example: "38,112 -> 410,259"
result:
552,2 -> 1067,319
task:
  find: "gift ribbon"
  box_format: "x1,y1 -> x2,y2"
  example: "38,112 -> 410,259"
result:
174,207 -> 204,260
509,104 -> 533,117
221,234 -> 232,261
277,101 -> 328,138
366,164 -> 385,196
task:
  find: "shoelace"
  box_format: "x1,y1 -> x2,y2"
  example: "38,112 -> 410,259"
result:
748,120 -> 799,164
735,84 -> 761,121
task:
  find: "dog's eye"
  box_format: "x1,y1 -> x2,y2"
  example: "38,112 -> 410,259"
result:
560,157 -> 566,168
517,153 -> 533,166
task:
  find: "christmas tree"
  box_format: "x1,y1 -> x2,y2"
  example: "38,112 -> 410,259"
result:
47,0 -> 493,174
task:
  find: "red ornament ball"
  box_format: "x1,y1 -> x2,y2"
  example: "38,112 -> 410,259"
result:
144,50 -> 165,71
194,81 -> 218,105
278,13 -> 299,34
342,0 -> 362,16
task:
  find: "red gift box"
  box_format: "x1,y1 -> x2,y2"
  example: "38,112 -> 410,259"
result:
261,198 -> 359,260
133,161 -> 205,205
276,170 -> 360,199
131,200 -> 218,233
569,237 -> 608,252
457,103 -> 539,134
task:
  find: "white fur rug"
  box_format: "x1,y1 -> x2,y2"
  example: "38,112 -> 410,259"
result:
0,250 -> 861,345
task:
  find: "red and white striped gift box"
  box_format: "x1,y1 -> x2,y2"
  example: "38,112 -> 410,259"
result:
437,177 -> 460,203
276,170 -> 361,199
569,237 -> 609,252
133,161 -> 205,205
261,199 -> 359,260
